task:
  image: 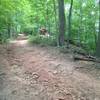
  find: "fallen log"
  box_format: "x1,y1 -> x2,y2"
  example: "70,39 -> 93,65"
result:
73,55 -> 100,63
73,50 -> 97,60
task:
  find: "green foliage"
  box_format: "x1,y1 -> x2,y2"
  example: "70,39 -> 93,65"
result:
69,0 -> 99,53
0,0 -> 99,54
29,35 -> 56,46
0,32 -> 9,43
0,0 -> 32,42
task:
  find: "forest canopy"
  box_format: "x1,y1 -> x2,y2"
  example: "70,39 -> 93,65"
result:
0,0 -> 99,56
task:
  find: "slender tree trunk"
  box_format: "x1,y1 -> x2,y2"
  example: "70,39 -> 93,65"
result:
53,0 -> 59,46
7,23 -> 11,38
46,0 -> 50,33
53,0 -> 58,32
96,32 -> 100,57
67,0 -> 73,47
78,0 -> 83,46
58,0 -> 66,46
96,12 -> 100,57
95,1 -> 100,57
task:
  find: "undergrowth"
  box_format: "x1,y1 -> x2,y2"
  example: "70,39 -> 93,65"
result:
28,35 -> 57,46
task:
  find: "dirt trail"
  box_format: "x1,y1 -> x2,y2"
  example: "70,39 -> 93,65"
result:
0,36 -> 100,100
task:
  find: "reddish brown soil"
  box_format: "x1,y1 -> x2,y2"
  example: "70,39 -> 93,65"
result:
0,36 -> 100,100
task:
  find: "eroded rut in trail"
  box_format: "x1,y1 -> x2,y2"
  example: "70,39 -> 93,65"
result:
0,37 -> 100,100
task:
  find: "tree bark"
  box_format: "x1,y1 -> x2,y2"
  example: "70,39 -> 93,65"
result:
7,23 -> 11,38
46,0 -> 50,33
78,0 -> 83,46
58,0 -> 66,46
95,1 -> 100,57
53,0 -> 58,32
53,0 -> 59,46
96,32 -> 100,57
67,0 -> 73,47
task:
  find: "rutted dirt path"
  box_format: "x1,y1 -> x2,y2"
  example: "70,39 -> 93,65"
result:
0,36 -> 100,100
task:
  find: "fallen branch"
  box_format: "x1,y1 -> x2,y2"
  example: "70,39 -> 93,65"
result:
73,55 -> 100,63
74,50 -> 97,60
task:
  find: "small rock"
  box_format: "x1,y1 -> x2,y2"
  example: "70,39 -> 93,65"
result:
0,72 -> 6,76
32,73 -> 39,79
53,71 -> 58,74
11,90 -> 17,95
58,98 -> 65,100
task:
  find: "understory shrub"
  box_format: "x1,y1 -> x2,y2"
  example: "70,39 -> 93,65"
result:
28,35 -> 57,46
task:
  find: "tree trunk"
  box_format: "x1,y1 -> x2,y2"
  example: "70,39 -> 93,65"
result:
67,0 -> 73,47
53,0 -> 59,46
7,23 -> 11,38
95,2 -> 100,57
78,0 -> 83,46
46,0 -> 50,33
58,0 -> 66,46
96,31 -> 100,57
53,0 -> 58,32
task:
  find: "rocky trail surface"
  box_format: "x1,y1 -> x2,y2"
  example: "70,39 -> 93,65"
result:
0,35 -> 100,100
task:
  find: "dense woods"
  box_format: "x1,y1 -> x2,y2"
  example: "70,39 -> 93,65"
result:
0,0 -> 99,57
0,1 -> 100,99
